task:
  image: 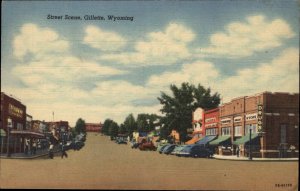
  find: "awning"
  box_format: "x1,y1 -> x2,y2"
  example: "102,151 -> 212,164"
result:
185,136 -> 201,145
10,130 -> 45,138
195,135 -> 217,145
0,129 -> 7,137
233,133 -> 259,145
209,136 -> 231,146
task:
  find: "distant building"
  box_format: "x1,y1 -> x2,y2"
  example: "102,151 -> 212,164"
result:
85,122 -> 103,132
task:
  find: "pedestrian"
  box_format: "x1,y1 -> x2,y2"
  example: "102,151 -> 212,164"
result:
32,139 -> 37,155
49,143 -> 54,159
236,146 -> 240,157
61,142 -> 68,159
24,138 -> 29,155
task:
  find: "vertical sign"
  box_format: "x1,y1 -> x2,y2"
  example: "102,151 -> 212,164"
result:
257,104 -> 263,132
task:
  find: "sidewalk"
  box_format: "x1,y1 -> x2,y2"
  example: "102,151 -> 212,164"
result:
213,154 -> 299,161
0,146 -> 61,159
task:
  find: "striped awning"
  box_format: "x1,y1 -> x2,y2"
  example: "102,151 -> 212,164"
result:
10,130 -> 45,138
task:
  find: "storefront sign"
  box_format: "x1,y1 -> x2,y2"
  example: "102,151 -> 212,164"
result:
205,117 -> 216,123
245,113 -> 257,121
205,123 -> 218,128
234,116 -> 242,123
221,118 -> 231,124
8,103 -> 24,118
257,105 -> 263,132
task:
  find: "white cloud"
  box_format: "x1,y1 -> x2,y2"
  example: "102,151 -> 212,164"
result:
147,48 -> 299,103
100,22 -> 195,65
217,47 -> 299,102
13,23 -> 69,60
147,61 -> 219,89
83,25 -> 127,51
198,15 -> 295,58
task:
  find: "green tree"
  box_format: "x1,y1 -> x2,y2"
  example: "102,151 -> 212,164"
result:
118,123 -> 127,135
136,113 -> 160,132
108,121 -> 119,138
74,118 -> 86,134
123,114 -> 137,136
158,82 -> 220,142
102,119 -> 113,135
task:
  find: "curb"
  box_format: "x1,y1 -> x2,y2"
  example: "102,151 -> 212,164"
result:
0,149 -> 61,159
213,156 -> 299,162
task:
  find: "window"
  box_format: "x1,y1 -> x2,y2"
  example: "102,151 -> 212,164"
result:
221,127 -> 231,136
234,126 -> 242,136
245,124 -> 257,134
206,128 -> 218,136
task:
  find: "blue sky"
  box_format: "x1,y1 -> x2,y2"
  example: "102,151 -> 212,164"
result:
1,0 -> 299,126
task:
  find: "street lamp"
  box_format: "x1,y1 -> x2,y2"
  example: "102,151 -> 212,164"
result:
249,128 -> 252,160
7,117 -> 12,157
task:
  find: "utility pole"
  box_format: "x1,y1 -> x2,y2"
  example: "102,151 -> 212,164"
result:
249,128 -> 252,160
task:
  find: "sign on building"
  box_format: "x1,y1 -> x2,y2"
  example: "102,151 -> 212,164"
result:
257,104 -> 263,132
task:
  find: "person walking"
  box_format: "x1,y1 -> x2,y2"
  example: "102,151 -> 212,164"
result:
48,142 -> 54,159
236,145 -> 240,158
61,142 -> 68,159
32,139 -> 37,155
24,138 -> 29,155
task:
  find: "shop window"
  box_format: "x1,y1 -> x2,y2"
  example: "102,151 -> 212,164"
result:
234,126 -> 242,136
221,127 -> 231,136
245,124 -> 257,135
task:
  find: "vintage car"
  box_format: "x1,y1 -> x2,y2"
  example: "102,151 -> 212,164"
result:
139,141 -> 156,151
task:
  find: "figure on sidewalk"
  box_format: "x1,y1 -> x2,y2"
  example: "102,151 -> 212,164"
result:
48,142 -> 54,159
24,138 -> 30,155
31,139 -> 37,155
236,145 -> 240,157
61,142 -> 68,159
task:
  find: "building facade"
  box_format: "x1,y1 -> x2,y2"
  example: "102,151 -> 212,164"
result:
85,123 -> 103,132
1,92 -> 44,155
219,92 -> 299,158
203,108 -> 219,136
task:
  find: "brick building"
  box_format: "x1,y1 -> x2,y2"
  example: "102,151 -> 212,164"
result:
218,92 -> 299,158
85,123 -> 103,132
1,92 -> 44,155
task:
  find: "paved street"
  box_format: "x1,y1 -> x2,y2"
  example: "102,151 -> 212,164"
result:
0,133 -> 298,190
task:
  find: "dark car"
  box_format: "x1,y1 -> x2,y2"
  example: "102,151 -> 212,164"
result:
177,144 -> 213,158
116,137 -> 127,144
162,144 -> 177,155
74,140 -> 85,150
131,142 -> 140,149
158,144 -> 169,154
139,141 -> 156,151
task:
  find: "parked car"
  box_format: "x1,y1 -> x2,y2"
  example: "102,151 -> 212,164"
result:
131,142 -> 140,149
158,144 -> 169,154
170,145 -> 185,155
73,140 -> 85,150
139,141 -> 156,151
162,144 -> 177,155
177,144 -> 213,158
116,137 -> 127,144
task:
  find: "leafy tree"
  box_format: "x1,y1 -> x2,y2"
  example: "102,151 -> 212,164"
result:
123,114 -> 137,136
118,123 -> 127,135
108,121 -> 119,138
136,113 -> 160,132
102,119 -> 113,135
158,82 -> 220,142
74,118 -> 86,134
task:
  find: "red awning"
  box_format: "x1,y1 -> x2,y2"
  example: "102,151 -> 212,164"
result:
10,130 -> 45,138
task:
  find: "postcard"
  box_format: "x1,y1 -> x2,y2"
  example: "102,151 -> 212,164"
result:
1,0 -> 298,190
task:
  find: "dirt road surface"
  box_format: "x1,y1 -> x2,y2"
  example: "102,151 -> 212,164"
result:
0,133 -> 298,190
